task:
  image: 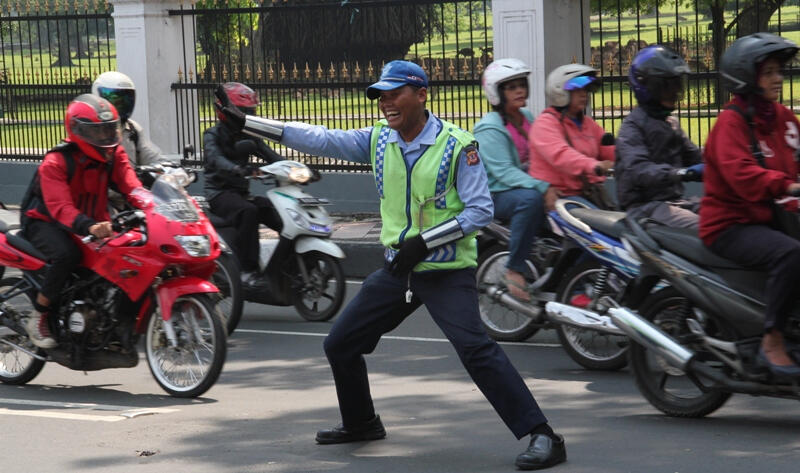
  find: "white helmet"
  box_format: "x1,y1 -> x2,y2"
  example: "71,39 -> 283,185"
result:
545,63 -> 599,107
481,58 -> 531,106
92,71 -> 136,121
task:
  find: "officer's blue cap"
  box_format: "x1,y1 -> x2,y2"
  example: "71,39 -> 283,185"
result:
366,60 -> 429,100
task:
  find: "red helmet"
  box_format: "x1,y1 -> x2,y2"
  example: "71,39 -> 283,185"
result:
65,94 -> 122,162
215,82 -> 259,122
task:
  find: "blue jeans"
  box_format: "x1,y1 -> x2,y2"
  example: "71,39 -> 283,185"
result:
492,188 -> 545,273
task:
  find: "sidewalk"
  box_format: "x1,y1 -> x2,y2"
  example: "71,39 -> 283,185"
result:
0,207 -> 385,278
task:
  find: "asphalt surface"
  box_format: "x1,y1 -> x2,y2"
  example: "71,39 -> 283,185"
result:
1,280 -> 799,473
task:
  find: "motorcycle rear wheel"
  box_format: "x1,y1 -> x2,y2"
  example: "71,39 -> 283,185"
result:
629,287 -> 732,417
555,261 -> 628,371
292,252 -> 345,322
0,277 -> 45,385
211,252 -> 244,335
146,294 -> 227,398
476,244 -> 540,341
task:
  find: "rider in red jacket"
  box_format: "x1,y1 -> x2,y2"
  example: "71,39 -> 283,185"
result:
20,94 -> 147,349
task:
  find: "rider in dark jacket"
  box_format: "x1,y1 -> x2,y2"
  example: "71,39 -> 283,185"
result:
614,45 -> 703,229
203,82 -> 283,287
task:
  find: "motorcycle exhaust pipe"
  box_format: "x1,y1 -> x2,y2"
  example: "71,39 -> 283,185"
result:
545,302 -> 626,336
483,284 -> 542,321
608,306 -> 694,371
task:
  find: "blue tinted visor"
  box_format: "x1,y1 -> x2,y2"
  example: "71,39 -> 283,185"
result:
564,75 -> 598,91
97,87 -> 135,120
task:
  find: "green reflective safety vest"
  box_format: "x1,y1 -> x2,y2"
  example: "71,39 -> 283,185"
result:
369,117 -> 478,271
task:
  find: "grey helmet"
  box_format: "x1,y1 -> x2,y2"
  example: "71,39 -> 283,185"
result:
720,32 -> 798,94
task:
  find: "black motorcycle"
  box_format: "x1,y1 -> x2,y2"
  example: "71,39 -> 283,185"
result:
609,216 -> 800,417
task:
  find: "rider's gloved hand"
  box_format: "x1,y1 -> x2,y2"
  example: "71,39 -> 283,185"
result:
128,187 -> 155,210
214,84 -> 246,132
600,133 -> 615,146
388,235 -> 428,277
232,164 -> 258,177
675,163 -> 705,182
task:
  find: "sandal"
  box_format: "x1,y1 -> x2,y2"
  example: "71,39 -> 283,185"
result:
502,271 -> 531,302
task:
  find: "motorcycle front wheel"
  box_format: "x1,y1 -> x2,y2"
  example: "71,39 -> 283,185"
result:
0,277 -> 45,385
291,252 -> 345,322
146,294 -> 227,398
210,252 -> 244,335
476,244 -> 540,341
555,261 -> 629,371
629,287 -> 732,417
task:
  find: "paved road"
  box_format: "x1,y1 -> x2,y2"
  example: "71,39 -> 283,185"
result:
1,280 -> 799,472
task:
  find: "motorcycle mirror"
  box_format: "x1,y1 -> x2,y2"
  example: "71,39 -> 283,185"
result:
183,144 -> 195,160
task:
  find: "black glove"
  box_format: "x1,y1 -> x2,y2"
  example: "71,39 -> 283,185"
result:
388,235 -> 428,277
601,133 -> 615,146
232,164 -> 257,177
674,163 -> 704,182
214,84 -> 246,131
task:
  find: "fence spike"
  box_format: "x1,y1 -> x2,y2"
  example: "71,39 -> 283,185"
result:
233,63 -> 239,80
367,61 -> 374,77
316,63 -> 323,80
448,58 -> 455,78
210,64 -> 216,81
268,64 -> 274,81
222,64 -> 229,80
279,63 -> 286,80
257,64 -> 263,81
341,61 -> 349,80
245,64 -> 251,81
292,63 -> 299,80
354,61 -> 361,78
461,57 -> 469,76
329,62 -> 335,80
177,66 -> 184,83
304,62 -> 311,80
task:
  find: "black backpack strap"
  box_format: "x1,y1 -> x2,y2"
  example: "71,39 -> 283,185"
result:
126,122 -> 139,149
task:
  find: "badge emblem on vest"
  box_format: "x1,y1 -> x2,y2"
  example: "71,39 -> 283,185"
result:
465,147 -> 480,166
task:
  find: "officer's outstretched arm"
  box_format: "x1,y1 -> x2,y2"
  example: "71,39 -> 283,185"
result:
214,83 -> 284,142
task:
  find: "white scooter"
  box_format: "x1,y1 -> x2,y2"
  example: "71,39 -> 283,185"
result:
196,148 -> 347,329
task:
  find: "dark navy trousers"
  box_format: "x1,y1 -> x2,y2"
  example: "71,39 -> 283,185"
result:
322,266 -> 547,439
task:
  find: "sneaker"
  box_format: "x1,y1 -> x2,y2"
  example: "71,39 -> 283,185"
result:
26,311 -> 56,349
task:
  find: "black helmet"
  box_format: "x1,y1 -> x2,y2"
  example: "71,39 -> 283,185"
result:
629,44 -> 690,104
720,32 -> 798,94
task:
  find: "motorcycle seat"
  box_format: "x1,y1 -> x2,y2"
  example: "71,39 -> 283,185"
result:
646,225 -> 744,269
4,228 -> 49,262
570,208 -> 627,238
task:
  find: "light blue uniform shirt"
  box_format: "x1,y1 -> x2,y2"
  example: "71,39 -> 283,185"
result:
281,111 -> 493,234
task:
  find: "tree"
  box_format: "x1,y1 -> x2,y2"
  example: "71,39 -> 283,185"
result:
195,0 -> 260,81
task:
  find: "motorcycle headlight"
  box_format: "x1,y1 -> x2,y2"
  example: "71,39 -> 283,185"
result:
288,166 -> 311,184
174,235 -> 211,257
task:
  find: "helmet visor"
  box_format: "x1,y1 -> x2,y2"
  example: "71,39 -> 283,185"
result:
71,118 -> 122,147
564,75 -> 600,92
648,75 -> 687,104
96,87 -> 135,120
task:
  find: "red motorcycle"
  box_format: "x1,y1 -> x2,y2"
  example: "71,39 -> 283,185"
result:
0,173 -> 227,398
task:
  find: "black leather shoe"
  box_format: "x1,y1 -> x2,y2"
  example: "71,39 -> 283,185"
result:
315,415 -> 386,444
515,433 -> 566,470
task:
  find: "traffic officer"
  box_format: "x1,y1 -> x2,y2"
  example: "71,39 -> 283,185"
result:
213,60 -> 567,471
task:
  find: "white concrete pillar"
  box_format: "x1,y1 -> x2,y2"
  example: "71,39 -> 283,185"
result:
491,0 -> 590,114
109,0 -> 195,153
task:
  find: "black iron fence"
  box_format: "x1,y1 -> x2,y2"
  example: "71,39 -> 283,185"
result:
586,0 -> 800,144
0,0 -> 114,160
170,0 -> 493,170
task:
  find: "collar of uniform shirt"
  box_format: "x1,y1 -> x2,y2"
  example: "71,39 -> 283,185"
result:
386,110 -> 440,153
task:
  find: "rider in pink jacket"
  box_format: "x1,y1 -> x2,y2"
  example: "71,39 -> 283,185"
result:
528,64 -> 615,197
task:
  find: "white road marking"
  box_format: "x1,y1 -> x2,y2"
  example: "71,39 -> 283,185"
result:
0,397 -> 179,422
235,329 -> 561,348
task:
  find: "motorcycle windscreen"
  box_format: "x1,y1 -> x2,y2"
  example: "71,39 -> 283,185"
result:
151,174 -> 200,223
